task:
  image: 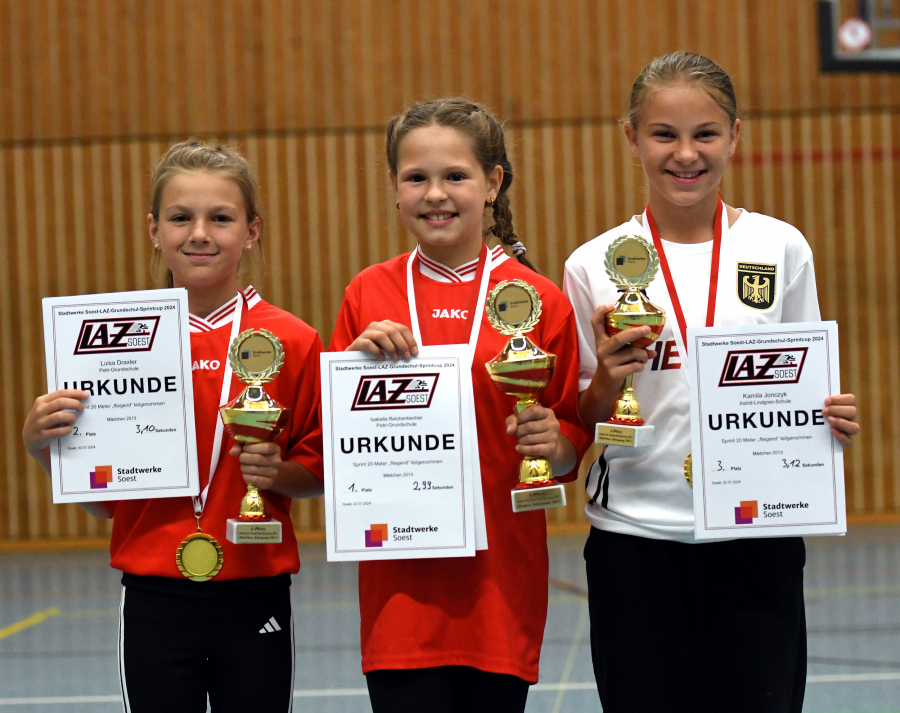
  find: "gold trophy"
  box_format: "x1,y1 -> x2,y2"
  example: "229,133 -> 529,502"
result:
220,329 -> 289,544
594,235 -> 666,448
485,279 -> 566,513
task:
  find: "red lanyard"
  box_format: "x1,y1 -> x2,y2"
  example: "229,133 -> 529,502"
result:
646,198 -> 723,353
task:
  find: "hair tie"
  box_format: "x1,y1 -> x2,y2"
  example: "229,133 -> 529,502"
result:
510,241 -> 527,256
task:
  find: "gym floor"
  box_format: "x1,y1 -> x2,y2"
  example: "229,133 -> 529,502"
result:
1,527 -> 898,712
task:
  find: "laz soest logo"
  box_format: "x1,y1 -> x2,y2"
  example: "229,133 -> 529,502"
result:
74,316 -> 161,355
351,374 -> 439,411
718,348 -> 808,387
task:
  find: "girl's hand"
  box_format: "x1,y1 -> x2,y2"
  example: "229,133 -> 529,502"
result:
505,405 -> 576,475
822,394 -> 859,447
230,442 -> 283,490
22,390 -> 90,473
578,304 -> 657,426
347,321 -> 419,361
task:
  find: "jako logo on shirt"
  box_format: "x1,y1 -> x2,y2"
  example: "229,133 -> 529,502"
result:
718,348 -> 808,387
734,500 -> 758,524
365,523 -> 388,547
351,374 -> 440,411
192,360 -> 221,371
74,316 -> 160,355
90,465 -> 113,489
431,309 -> 469,319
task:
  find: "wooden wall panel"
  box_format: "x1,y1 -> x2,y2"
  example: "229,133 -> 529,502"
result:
1,1 -> 898,544
1,0 -> 899,145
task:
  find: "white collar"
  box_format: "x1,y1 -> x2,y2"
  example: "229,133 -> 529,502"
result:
417,245 -> 508,283
188,286 -> 261,333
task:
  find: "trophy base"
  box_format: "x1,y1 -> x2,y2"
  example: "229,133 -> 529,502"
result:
595,422 -> 655,448
226,518 -> 282,544
511,483 -> 566,513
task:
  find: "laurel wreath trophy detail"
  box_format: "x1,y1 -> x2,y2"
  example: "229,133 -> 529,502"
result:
594,235 -> 667,449
484,280 -> 567,513
219,329 -> 290,544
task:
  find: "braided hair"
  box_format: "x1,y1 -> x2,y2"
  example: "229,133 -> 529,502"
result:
386,98 -> 536,271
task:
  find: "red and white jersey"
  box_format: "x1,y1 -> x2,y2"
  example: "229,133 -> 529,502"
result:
564,211 -> 820,542
108,288 -> 324,579
330,244 -> 591,683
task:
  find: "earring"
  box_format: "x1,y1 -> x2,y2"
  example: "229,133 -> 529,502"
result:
245,245 -> 252,251
153,243 -> 159,249
486,197 -> 494,207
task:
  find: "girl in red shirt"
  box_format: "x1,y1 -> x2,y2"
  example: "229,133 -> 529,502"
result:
23,140 -> 324,713
329,98 -> 591,713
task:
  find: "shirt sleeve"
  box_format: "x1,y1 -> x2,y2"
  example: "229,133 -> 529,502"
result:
561,261 -> 600,393
538,291 -> 593,482
329,279 -> 362,352
781,258 -> 821,323
283,332 -> 325,481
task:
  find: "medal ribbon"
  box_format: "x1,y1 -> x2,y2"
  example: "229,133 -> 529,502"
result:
405,244 -> 493,550
191,291 -> 245,522
405,243 -> 493,360
646,197 -> 724,353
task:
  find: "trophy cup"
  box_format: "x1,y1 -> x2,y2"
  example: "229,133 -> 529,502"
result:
485,279 -> 566,513
594,235 -> 666,449
220,329 -> 289,544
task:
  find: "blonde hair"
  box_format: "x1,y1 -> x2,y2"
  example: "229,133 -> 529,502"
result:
149,139 -> 263,288
626,52 -> 738,130
386,97 -> 536,272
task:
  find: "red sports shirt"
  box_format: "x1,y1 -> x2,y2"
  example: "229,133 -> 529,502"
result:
330,248 -> 590,682
108,291 -> 324,580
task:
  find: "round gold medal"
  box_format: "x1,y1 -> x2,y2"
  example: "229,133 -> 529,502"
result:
176,532 -> 224,582
684,453 -> 693,488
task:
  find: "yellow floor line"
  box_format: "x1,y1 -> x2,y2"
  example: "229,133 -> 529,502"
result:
0,607 -> 61,641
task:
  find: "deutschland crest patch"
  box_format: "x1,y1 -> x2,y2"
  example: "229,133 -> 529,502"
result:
737,262 -> 776,310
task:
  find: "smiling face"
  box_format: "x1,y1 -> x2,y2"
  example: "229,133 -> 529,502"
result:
391,124 -> 502,268
626,83 -> 740,214
148,169 -> 260,304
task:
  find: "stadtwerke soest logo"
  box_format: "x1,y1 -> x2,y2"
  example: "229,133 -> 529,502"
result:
365,524 -> 388,547
734,500 -> 758,525
90,465 -> 113,489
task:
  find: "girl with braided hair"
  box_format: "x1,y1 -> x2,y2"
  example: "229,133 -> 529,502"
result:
329,98 -> 590,713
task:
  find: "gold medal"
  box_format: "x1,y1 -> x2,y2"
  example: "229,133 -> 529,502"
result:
176,531 -> 224,582
684,453 -> 693,488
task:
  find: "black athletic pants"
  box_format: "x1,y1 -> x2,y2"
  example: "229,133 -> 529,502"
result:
118,573 -> 294,713
584,528 -> 807,713
366,666 -> 530,713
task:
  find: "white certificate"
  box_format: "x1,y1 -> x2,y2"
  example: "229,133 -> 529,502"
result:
321,346 -> 477,561
42,289 -> 199,503
687,321 -> 845,539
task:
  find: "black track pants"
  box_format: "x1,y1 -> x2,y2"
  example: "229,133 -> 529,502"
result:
118,573 -> 294,713
585,528 -> 807,713
366,665 -> 530,713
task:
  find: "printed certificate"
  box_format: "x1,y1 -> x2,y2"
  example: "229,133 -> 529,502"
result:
42,289 -> 199,503
321,347 -> 477,561
687,321 -> 846,539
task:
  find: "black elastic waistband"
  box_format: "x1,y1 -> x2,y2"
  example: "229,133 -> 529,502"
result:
121,572 -> 291,599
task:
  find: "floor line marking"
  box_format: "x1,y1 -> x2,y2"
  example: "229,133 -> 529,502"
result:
0,696 -> 121,705
0,607 -> 61,642
292,689 -> 369,698
551,603 -> 590,713
807,672 -> 900,683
